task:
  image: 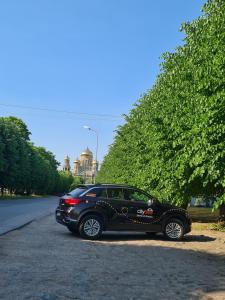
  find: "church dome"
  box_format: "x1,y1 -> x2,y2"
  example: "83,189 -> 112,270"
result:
81,147 -> 93,156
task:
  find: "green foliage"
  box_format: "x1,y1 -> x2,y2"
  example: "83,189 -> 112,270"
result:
0,117 -> 73,195
54,171 -> 74,195
4,116 -> 31,140
211,221 -> 225,232
70,176 -> 84,191
97,0 -> 225,211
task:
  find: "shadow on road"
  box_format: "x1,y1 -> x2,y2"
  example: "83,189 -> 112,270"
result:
58,230 -> 216,243
99,232 -> 216,243
183,234 -> 216,242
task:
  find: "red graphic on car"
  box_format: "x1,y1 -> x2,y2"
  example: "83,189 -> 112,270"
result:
137,208 -> 154,217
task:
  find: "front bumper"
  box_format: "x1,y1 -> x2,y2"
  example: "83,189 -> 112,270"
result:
185,217 -> 192,234
185,223 -> 192,234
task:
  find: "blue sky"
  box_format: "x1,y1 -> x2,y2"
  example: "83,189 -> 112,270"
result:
0,0 -> 205,168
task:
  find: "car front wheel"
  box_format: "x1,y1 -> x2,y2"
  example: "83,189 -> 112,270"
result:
79,215 -> 103,240
164,218 -> 184,240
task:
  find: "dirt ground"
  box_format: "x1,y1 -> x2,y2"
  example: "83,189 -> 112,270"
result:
0,215 -> 225,300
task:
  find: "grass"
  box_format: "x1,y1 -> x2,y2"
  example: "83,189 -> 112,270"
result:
210,221 -> 225,232
192,222 -> 225,232
192,222 -> 213,231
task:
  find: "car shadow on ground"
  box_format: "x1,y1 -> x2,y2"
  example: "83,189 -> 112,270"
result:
182,234 -> 216,242
100,232 -> 216,242
58,230 -> 216,243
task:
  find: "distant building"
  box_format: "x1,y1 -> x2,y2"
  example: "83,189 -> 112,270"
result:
63,147 -> 98,183
63,155 -> 71,172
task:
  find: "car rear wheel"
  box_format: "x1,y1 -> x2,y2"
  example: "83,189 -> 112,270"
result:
79,215 -> 103,240
164,218 -> 184,240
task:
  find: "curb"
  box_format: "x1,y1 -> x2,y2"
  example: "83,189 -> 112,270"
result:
0,212 -> 54,236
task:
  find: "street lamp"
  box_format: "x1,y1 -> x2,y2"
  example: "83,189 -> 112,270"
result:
83,125 -> 99,182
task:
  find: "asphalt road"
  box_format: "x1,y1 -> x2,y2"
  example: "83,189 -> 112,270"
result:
0,215 -> 225,300
0,197 -> 59,235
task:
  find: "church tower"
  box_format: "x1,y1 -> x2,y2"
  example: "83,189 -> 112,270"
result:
92,160 -> 98,174
80,147 -> 93,171
63,148 -> 98,183
63,155 -> 71,172
73,158 -> 79,176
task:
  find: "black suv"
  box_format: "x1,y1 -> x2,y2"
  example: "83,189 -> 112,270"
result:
55,184 -> 191,240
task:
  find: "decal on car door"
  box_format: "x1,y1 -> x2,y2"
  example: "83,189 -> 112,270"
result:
137,208 -> 154,217
96,200 -> 188,225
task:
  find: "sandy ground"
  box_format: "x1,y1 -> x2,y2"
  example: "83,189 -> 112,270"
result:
0,215 -> 224,300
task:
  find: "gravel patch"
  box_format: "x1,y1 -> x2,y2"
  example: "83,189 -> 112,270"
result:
0,215 -> 225,300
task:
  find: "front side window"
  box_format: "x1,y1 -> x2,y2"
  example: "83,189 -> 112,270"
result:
125,189 -> 150,203
107,188 -> 124,200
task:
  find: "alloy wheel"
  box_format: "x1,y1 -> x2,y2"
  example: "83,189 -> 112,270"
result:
165,222 -> 182,239
83,218 -> 101,237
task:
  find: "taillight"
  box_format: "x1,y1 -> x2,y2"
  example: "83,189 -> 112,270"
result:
64,198 -> 81,205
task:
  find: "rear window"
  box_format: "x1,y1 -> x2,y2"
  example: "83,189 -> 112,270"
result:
69,187 -> 88,197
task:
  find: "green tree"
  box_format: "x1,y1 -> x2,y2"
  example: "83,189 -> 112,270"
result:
70,176 -> 84,191
0,116 -> 62,196
97,0 -> 225,217
55,171 -> 74,194
5,116 -> 31,140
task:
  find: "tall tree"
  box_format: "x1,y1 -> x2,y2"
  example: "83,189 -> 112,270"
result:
97,0 -> 225,216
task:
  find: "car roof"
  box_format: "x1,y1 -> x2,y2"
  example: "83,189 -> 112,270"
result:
78,183 -> 137,189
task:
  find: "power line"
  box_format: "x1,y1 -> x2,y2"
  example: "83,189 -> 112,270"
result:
0,109 -> 122,122
0,103 -> 122,121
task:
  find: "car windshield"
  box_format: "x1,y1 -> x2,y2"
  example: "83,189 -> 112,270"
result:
69,187 -> 88,197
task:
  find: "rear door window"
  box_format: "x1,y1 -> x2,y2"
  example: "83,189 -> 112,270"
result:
85,188 -> 107,198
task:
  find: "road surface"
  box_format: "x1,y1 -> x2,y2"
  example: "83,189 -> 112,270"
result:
0,197 -> 59,235
0,215 -> 225,299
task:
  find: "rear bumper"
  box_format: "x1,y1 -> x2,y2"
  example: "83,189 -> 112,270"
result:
55,208 -> 78,228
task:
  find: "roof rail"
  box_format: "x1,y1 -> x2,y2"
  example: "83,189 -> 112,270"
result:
93,183 -> 135,188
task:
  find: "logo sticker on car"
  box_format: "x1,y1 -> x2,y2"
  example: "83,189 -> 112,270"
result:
137,208 -> 154,218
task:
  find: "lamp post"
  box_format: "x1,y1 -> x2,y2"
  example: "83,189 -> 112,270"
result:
83,125 -> 99,183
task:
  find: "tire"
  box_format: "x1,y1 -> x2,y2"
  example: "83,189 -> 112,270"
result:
67,225 -> 79,235
79,215 -> 103,240
164,218 -> 184,240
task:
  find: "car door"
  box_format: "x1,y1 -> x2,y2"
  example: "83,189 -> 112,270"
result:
124,189 -> 162,232
106,187 -> 133,230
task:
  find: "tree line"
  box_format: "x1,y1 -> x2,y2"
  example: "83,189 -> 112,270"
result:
97,0 -> 225,215
0,116 -> 81,195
